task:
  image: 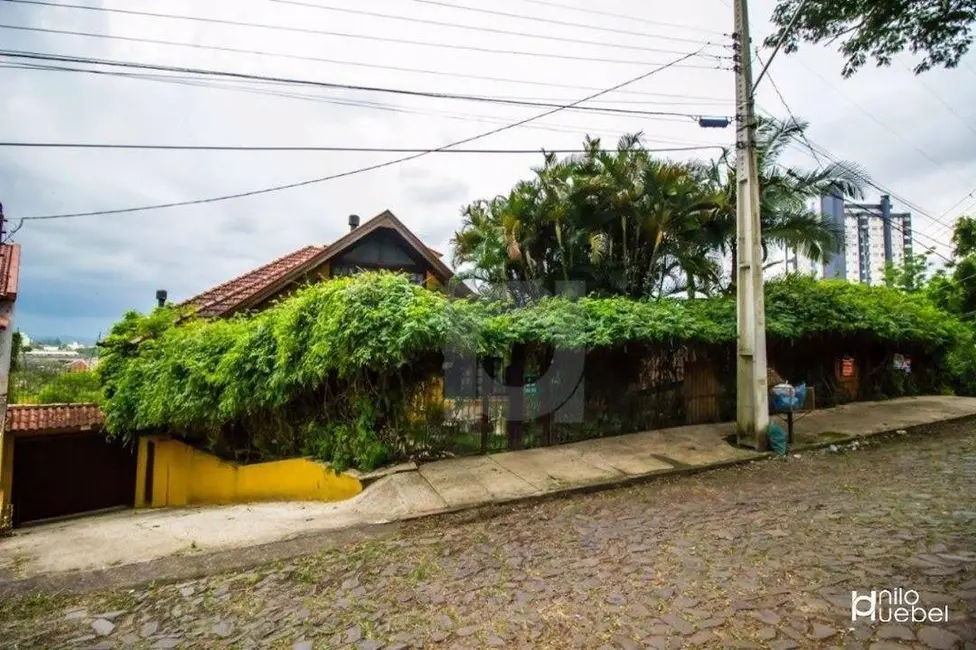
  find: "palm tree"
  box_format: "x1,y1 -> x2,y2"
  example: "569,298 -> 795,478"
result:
708,117 -> 866,291
452,134 -> 727,300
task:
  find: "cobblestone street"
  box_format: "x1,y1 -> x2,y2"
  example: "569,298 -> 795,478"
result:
2,422 -> 975,650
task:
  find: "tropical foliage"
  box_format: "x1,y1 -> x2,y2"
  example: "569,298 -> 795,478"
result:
453,120 -> 864,299
99,272 -> 969,470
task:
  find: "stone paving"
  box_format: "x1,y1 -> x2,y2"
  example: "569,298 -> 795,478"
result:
1,422 -> 975,649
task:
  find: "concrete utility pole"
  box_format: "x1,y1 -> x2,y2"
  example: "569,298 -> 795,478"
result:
733,0 -> 769,449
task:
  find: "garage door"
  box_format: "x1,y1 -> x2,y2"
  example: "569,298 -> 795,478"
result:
12,432 -> 136,526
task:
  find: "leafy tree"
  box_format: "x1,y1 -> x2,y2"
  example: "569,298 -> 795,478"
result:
453,134 -> 722,300
35,371 -> 102,404
884,253 -> 930,291
767,0 -> 976,77
453,123 -> 857,300
10,331 -> 22,373
931,216 -> 976,319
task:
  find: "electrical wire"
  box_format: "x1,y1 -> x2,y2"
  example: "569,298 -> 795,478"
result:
0,23 -> 724,70
0,142 -> 728,153
755,64 -> 959,249
0,0 -> 726,66
754,98 -> 955,260
0,53 -> 731,104
751,0 -> 810,92
896,59 -> 976,141
3,0 -> 724,49
0,61 -> 728,144
284,0 -> 725,47
841,206 -> 952,266
747,16 -> 969,196
756,56 -> 824,167
514,0 -> 726,36
0,49 -> 725,122
781,138 -> 955,259
15,48 -> 709,221
268,0 -> 728,54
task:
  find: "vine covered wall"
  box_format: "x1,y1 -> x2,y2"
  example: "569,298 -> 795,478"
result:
98,272 -> 972,470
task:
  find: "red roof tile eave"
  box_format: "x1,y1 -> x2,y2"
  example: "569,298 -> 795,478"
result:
5,403 -> 104,434
183,245 -> 323,318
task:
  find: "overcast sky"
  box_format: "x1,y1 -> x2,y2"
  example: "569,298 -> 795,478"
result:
2,0 -> 975,341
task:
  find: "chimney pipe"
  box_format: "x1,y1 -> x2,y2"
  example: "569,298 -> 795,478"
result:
155,289 -> 167,308
348,214 -> 360,231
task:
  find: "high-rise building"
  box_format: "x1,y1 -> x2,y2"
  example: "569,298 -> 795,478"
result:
820,194 -> 913,285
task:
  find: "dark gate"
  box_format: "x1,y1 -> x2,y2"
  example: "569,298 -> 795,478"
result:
12,432 -> 136,526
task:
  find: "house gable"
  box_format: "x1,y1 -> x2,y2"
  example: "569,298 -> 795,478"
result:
183,210 -> 466,319
333,231 -> 418,269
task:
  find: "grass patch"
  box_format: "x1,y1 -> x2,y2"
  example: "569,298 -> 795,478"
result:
0,592 -> 67,622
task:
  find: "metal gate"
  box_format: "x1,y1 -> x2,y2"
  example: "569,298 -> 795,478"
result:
12,432 -> 136,526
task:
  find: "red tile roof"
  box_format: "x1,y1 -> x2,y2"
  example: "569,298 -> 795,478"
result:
6,403 -> 104,433
0,243 -> 21,301
182,210 -> 462,318
184,245 -> 323,318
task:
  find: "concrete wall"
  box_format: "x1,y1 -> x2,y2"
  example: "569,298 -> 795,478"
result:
134,436 -> 362,508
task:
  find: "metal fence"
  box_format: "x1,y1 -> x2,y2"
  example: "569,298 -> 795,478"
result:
396,337 -> 938,462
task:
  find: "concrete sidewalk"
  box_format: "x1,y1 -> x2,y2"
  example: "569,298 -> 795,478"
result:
2,395 -> 975,584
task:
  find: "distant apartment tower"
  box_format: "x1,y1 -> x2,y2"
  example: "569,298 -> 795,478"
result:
820,194 -> 913,285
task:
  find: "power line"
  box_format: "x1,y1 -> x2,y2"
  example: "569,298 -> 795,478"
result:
896,59 -> 976,141
755,63 -> 959,245
754,53 -> 824,167
16,48 -> 705,221
268,0 -> 728,54
746,16 -> 968,194
755,101 -> 955,258
841,207 -> 953,265
1,61 -> 728,144
0,49 -> 725,121
0,0 -> 725,67
751,0 -> 810,92
782,138 -> 955,257
514,0 -> 727,36
0,53 -> 730,105
5,0 -> 723,49
295,0 -> 724,47
0,142 -> 728,153
927,188 -> 976,241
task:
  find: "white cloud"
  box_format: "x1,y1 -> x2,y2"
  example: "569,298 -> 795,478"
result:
1,0 -> 974,338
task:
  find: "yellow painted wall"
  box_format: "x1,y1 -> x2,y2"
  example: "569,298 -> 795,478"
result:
136,436 -> 361,508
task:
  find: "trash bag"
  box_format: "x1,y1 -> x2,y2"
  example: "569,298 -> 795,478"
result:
770,383 -> 794,413
770,382 -> 807,412
792,383 -> 807,410
767,422 -> 788,456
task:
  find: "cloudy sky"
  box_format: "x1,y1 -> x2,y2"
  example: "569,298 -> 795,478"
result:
2,0 -> 975,341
